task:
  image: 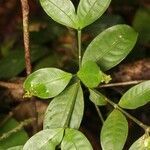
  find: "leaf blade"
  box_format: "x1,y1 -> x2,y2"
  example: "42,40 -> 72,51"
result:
40,0 -> 78,29
129,135 -> 150,150
61,128 -> 93,150
77,61 -> 102,88
82,25 -> 138,71
43,83 -> 84,129
89,89 -> 107,106
23,128 -> 64,150
6,145 -> 23,150
23,68 -> 72,99
101,109 -> 128,150
77,0 -> 111,29
119,81 -> 150,109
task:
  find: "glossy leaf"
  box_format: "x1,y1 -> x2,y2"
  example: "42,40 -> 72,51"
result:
43,82 -> 84,129
77,61 -> 102,88
0,118 -> 28,150
129,135 -> 150,150
82,25 -> 138,71
6,145 -> 23,150
0,47 -> 48,79
23,68 -> 72,99
61,128 -> 93,150
89,89 -> 107,106
40,0 -> 78,29
77,0 -> 111,29
101,109 -> 128,150
119,81 -> 150,109
23,128 -> 64,150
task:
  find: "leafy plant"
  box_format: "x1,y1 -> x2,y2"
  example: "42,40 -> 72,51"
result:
8,0 -> 149,149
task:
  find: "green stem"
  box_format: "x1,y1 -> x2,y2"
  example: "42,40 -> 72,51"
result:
78,30 -> 82,69
95,105 -> 104,124
105,97 -> 149,131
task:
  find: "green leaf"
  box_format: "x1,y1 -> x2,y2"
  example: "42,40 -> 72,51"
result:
23,128 -> 64,150
0,47 -> 48,79
6,145 -> 23,150
101,109 -> 128,150
82,25 -> 138,71
23,68 -> 72,99
40,0 -> 78,29
119,81 -> 150,109
43,82 -> 84,129
77,61 -> 102,88
129,135 -> 150,150
77,0 -> 111,29
61,128 -> 93,150
89,89 -> 107,106
0,118 -> 28,150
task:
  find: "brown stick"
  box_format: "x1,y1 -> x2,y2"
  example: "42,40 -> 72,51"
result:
20,0 -> 32,75
0,81 -> 22,89
99,80 -> 144,88
20,0 -> 38,133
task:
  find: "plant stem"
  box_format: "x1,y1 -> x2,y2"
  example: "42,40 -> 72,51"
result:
104,97 -> 149,131
117,107 -> 149,131
99,80 -> 144,88
0,118 -> 36,141
77,30 -> 82,69
20,0 -> 32,75
94,105 -> 104,124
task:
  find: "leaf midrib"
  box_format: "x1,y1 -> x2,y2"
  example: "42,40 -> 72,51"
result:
39,129 -> 63,149
78,0 -> 98,25
34,75 -> 71,87
61,83 -> 79,128
121,88 -> 150,104
88,38 -> 119,65
47,0 -> 76,27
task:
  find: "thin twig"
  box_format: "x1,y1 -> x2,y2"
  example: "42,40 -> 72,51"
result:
117,106 -> 149,131
0,81 -> 22,89
0,112 -> 13,128
94,105 -> 104,124
20,0 -> 32,75
0,118 -> 36,141
99,80 -> 144,88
